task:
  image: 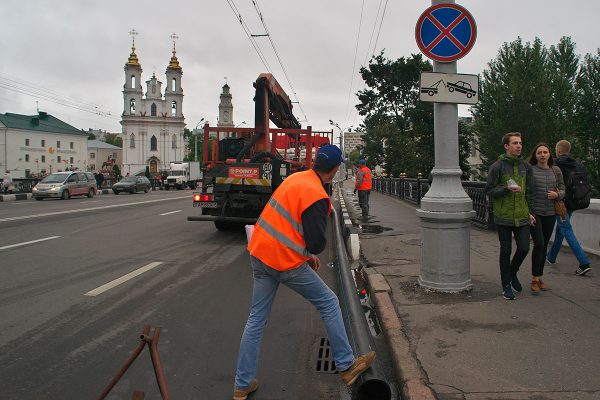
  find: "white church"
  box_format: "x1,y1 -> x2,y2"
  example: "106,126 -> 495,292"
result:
120,33 -> 185,176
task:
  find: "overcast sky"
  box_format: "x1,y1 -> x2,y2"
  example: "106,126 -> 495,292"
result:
1,0 -> 599,141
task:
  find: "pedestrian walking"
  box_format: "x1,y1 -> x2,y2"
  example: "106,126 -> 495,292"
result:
528,143 -> 565,292
354,159 -> 372,218
232,144 -> 375,400
156,174 -> 162,188
485,132 -> 535,300
547,140 -> 592,276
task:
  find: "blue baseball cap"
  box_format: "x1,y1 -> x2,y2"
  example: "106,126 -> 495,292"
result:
359,159 -> 366,164
314,144 -> 344,170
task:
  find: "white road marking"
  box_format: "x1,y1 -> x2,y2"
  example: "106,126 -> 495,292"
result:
84,261 -> 164,297
0,235 -> 61,251
0,196 -> 189,223
159,210 -> 182,216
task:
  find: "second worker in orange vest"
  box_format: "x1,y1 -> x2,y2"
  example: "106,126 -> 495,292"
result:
354,159 -> 372,218
232,145 -> 376,400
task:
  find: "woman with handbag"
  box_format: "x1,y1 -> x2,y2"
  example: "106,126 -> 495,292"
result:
528,143 -> 565,292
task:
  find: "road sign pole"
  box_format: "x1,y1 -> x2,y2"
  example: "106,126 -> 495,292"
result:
416,0 -> 476,292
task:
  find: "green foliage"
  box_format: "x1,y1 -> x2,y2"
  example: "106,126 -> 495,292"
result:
112,164 -> 121,179
356,52 -> 440,177
88,133 -> 96,140
574,50 -> 600,196
104,133 -> 123,148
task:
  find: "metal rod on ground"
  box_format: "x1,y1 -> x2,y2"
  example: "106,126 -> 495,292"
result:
331,202 -> 392,400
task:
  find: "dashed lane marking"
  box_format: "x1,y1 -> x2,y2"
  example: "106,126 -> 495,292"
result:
160,210 -> 182,216
84,261 -> 164,297
0,235 -> 61,251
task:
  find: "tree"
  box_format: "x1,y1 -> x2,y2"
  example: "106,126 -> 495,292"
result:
473,38 -> 552,166
356,52 -> 436,177
574,50 -> 600,196
104,133 -> 123,148
88,132 -> 96,140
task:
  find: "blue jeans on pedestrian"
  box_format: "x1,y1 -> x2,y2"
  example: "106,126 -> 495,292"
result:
547,210 -> 590,266
234,255 -> 355,389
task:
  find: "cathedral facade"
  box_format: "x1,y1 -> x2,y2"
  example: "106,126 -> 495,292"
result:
120,37 -> 185,176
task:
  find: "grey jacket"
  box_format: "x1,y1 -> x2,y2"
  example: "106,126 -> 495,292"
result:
531,165 -> 565,216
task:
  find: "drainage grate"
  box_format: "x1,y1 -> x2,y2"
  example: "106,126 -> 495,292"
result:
315,337 -> 337,373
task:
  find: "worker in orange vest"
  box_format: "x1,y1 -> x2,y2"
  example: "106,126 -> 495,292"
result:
233,145 -> 376,400
354,159 -> 372,218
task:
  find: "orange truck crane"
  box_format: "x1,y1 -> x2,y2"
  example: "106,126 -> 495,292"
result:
187,73 -> 333,230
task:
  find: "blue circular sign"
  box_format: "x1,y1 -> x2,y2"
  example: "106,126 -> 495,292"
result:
415,3 -> 477,62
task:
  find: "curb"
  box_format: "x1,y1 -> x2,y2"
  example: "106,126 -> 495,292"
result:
337,184 -> 437,400
0,193 -> 32,202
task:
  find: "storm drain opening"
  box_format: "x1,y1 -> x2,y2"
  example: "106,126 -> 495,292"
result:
315,337 -> 337,373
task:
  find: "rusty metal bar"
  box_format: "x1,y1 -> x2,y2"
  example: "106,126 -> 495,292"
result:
95,325 -> 151,400
148,327 -> 171,400
96,325 -> 171,400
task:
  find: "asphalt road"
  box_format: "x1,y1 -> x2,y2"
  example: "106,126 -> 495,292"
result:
0,190 -> 350,399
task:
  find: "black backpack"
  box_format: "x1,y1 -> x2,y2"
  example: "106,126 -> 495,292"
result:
563,161 -> 591,210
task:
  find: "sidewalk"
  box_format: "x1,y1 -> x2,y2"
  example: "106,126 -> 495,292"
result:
340,182 -> 600,400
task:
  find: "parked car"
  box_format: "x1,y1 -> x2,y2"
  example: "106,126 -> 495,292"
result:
112,176 -> 151,194
32,171 -> 97,200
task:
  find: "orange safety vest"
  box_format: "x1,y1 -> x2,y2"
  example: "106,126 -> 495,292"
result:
248,169 -> 331,271
355,166 -> 372,190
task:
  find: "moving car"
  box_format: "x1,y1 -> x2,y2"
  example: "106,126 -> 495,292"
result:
112,176 -> 151,194
32,171 -> 97,200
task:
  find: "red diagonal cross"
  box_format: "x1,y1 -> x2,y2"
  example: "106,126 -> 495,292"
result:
424,10 -> 468,53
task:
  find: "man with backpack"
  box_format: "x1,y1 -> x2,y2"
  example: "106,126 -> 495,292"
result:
547,140 -> 592,276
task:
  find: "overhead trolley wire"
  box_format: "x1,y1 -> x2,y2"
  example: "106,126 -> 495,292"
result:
0,72 -> 119,120
225,0 -> 274,74
250,0 -> 309,124
344,0 -> 366,126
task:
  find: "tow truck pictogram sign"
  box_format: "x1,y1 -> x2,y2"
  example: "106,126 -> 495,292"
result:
419,72 -> 479,104
415,3 -> 477,62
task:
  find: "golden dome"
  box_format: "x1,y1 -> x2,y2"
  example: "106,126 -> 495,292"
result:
127,46 -> 141,67
167,50 -> 182,70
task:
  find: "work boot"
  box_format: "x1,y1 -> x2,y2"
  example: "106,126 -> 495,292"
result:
232,379 -> 258,400
339,352 -> 376,385
530,277 -> 540,293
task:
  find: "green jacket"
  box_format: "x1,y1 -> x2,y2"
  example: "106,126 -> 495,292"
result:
485,154 -> 533,227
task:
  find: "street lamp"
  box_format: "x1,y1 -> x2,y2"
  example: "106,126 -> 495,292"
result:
329,120 -> 353,159
194,118 -> 205,161
235,121 -> 247,128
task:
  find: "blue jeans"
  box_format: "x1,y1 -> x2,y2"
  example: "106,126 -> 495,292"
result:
547,210 -> 590,266
234,255 -> 355,389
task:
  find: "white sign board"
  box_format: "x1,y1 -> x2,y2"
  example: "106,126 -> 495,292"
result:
419,72 -> 479,105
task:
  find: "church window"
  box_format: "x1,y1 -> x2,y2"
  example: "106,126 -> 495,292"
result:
41,155 -> 46,162
25,138 -> 30,146
171,134 -> 177,149
90,152 -> 95,159
171,101 -> 177,116
151,135 -> 157,151
224,111 -> 229,122
151,103 -> 157,116
172,78 -> 176,91
130,99 -> 136,114
25,154 -> 30,162
131,75 -> 136,88
130,133 -> 136,148
152,85 -> 156,94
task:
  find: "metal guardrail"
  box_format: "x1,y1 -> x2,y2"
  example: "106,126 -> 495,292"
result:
372,177 -> 494,229
331,204 -> 392,399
